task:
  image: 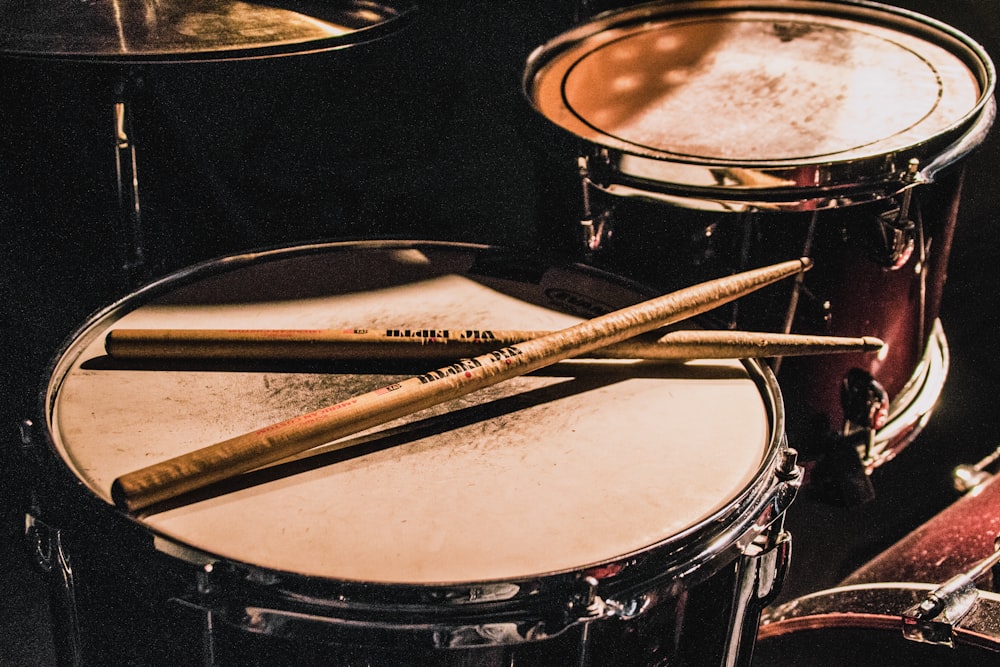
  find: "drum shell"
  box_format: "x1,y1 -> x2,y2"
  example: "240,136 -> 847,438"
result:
839,468 -> 1000,591
18,500 -> 776,666
537,164 -> 965,459
25,240 -> 797,666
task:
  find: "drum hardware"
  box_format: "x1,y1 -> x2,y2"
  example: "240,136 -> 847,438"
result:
727,531 -> 792,667
952,445 -> 1000,493
577,156 -> 615,257
163,564 -> 222,666
840,369 -> 890,469
805,369 -> 889,505
113,68 -> 149,285
902,535 -> 1000,647
24,513 -> 84,667
724,450 -> 798,667
17,418 -> 84,666
872,160 -> 921,269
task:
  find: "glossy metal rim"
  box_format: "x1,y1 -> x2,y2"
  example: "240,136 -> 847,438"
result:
864,319 -> 949,472
524,0 -> 997,208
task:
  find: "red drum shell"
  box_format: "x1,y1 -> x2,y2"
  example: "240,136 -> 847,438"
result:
840,472 -> 1000,590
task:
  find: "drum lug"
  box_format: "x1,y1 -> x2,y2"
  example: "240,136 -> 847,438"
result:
580,208 -> 614,256
809,369 -> 891,505
570,574 -> 649,627
163,564 -> 221,666
871,159 -> 923,269
902,536 -> 1000,646
571,575 -> 609,619
725,529 -> 793,667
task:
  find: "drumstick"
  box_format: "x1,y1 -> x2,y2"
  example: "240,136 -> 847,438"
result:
111,257 -> 809,513
105,327 -> 884,361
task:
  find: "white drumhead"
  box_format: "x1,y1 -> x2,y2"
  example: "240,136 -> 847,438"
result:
47,244 -> 773,584
531,4 -> 983,163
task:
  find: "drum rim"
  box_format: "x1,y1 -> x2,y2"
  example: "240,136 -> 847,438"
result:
36,239 -> 796,632
523,0 -> 997,206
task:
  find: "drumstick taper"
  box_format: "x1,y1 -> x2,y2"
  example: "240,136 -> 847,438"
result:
111,257 -> 810,513
105,327 -> 884,361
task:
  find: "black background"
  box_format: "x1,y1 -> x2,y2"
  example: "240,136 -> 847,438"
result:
2,1 -> 999,664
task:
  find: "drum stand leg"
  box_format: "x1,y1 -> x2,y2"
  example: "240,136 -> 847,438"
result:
113,69 -> 150,289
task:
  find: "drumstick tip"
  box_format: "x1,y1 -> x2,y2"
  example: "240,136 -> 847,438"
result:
862,336 -> 886,352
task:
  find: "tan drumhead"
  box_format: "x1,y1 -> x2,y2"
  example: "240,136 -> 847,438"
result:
530,3 -> 985,164
47,244 -> 773,584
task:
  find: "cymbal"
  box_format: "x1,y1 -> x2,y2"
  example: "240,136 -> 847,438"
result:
0,0 -> 414,63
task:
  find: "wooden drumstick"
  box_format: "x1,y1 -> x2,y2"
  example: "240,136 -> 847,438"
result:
105,327 -> 884,361
111,257 -> 810,513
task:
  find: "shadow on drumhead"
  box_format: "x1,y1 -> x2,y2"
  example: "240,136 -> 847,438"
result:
134,358 -> 750,516
133,369 -> 628,515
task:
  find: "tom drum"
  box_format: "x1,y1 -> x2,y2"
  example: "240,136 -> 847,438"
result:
524,0 -> 996,476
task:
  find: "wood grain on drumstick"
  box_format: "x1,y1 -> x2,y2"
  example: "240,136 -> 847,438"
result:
111,257 -> 810,513
106,327 -> 884,361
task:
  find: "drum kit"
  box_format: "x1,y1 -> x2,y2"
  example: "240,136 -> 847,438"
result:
4,1 -> 999,666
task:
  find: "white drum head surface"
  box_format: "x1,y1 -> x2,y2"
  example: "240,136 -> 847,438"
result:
48,244 -> 772,584
530,5 -> 984,164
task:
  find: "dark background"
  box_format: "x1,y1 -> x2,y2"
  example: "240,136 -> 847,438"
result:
2,0 -> 999,664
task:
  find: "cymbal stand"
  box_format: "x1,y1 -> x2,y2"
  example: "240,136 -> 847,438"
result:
113,68 -> 149,288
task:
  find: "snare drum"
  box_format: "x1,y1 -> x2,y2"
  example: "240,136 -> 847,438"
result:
524,0 -> 996,471
26,241 -> 798,665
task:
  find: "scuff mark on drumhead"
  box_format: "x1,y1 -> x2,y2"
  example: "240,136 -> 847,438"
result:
772,22 -> 815,42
